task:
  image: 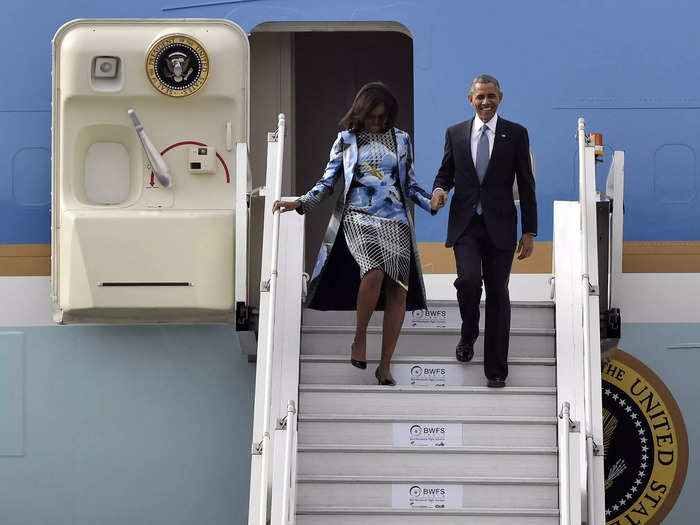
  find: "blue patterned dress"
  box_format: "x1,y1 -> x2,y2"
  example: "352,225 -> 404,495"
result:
298,127 -> 434,307
342,130 -> 411,290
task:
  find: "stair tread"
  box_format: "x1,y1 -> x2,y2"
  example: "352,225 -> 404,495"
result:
302,326 -> 555,335
297,506 -> 559,516
300,384 -> 556,394
298,414 -> 557,423
300,355 -> 555,365
304,300 -> 554,310
297,475 -> 559,484
298,444 -> 558,454
298,301 -> 561,518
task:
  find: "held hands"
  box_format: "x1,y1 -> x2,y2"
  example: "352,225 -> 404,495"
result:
272,200 -> 301,214
430,188 -> 448,211
517,233 -> 535,260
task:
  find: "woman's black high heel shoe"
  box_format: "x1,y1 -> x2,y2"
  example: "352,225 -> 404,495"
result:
350,343 -> 367,370
375,366 -> 396,386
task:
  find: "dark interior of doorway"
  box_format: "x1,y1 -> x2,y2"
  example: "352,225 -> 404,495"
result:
294,31 -> 414,277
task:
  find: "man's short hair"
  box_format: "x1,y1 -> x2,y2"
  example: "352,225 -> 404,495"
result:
470,74 -> 501,94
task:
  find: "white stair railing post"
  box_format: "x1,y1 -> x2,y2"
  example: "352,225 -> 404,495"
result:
557,401 -> 582,525
257,114 -> 286,525
577,117 -> 605,525
577,119 -> 595,525
248,112 -> 304,525
609,151 -> 625,307
558,402 -> 572,525
553,199 -> 584,525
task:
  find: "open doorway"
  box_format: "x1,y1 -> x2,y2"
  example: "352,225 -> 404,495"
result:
249,24 -> 414,304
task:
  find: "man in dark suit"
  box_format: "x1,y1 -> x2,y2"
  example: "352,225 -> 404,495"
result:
430,74 -> 537,388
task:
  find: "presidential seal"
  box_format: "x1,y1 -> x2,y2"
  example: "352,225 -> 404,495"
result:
145,34 -> 209,97
602,350 -> 688,525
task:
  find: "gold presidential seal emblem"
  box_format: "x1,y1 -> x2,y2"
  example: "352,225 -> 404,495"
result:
602,350 -> 688,525
145,34 -> 209,97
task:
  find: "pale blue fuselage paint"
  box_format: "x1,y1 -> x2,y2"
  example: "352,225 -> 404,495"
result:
2,1 -> 700,244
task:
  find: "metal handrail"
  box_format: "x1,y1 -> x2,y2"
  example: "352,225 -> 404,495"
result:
257,113 -> 286,525
577,117 -> 598,524
558,402 -> 572,525
280,400 -> 297,525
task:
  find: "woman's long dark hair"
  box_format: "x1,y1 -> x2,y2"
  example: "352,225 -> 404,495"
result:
339,81 -> 398,132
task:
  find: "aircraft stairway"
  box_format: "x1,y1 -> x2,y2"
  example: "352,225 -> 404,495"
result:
294,300 -> 560,524
248,116 -> 607,525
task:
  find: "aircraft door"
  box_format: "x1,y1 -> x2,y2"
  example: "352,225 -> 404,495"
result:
52,19 -> 249,323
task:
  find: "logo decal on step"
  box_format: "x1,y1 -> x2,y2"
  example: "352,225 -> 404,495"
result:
602,350 -> 688,525
393,364 -> 463,386
393,423 -> 463,447
391,483 -> 462,509
407,307 -> 458,328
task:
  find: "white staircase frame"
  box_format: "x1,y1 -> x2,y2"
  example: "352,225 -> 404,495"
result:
607,150 -> 625,308
552,117 -> 607,525
248,115 -> 610,525
248,114 -> 305,525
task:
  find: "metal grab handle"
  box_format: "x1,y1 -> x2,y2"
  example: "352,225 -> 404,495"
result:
548,276 -> 555,300
559,402 -> 572,525
301,273 -> 310,300
280,400 -> 297,525
128,109 -> 173,188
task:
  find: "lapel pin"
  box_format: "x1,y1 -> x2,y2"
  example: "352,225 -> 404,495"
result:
501,134 -> 507,138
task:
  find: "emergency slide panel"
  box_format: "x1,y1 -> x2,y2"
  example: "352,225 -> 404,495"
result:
52,19 -> 249,323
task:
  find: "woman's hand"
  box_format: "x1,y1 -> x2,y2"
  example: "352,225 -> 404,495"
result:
430,188 -> 448,211
272,200 -> 301,214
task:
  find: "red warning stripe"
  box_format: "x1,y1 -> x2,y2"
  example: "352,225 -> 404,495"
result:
149,140 -> 231,185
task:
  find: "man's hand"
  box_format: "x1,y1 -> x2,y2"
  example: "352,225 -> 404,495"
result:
430,188 -> 448,211
516,233 -> 535,260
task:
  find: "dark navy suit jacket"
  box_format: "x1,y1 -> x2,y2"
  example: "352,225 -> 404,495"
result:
433,117 -> 537,250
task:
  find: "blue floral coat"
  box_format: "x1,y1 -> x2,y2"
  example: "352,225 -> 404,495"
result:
298,128 -> 434,311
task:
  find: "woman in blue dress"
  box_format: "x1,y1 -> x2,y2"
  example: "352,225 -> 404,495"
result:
273,82 -> 439,385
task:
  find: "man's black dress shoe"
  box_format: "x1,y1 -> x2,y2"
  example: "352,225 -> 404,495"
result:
487,377 -> 506,388
455,338 -> 474,362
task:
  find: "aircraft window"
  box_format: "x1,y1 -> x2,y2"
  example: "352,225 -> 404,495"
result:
84,142 -> 130,204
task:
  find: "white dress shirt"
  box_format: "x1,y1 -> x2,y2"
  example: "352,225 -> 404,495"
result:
471,113 -> 498,166
434,113 -> 499,195
434,113 -> 535,237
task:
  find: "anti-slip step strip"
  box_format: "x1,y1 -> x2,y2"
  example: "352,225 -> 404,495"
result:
298,445 -> 558,455
300,385 -> 556,394
297,414 -> 557,424
300,355 -> 556,365
297,475 -> 559,485
422,300 -> 555,307
303,300 -> 555,310
301,326 -> 555,336
296,506 -> 559,516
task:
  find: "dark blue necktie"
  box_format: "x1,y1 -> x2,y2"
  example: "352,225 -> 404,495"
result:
475,126 -> 489,214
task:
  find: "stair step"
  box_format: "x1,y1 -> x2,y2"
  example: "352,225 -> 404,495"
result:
302,301 -> 555,330
296,507 -> 558,525
297,475 -> 558,509
300,355 -> 556,387
295,305 -> 560,520
297,445 -> 558,478
301,327 -> 555,359
297,414 -> 557,447
298,474 -> 558,483
299,385 -> 556,418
